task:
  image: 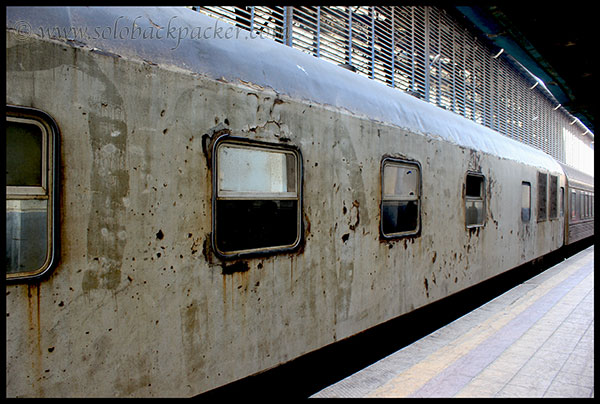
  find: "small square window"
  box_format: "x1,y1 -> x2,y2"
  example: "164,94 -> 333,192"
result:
212,138 -> 302,257
465,173 -> 485,227
380,159 -> 421,237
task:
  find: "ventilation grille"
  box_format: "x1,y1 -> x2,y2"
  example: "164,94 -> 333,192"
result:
192,6 -> 593,175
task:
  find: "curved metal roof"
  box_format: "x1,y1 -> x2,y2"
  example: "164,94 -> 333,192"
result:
6,6 -> 563,174
559,163 -> 594,190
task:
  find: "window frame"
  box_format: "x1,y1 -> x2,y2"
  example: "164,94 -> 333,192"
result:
6,105 -> 60,281
560,186 -> 565,217
521,181 -> 531,222
211,135 -> 303,259
464,171 -> 486,228
537,171 -> 548,222
379,157 -> 422,239
549,174 -> 558,219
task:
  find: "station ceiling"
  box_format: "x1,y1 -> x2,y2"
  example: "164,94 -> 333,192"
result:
455,5 -> 595,135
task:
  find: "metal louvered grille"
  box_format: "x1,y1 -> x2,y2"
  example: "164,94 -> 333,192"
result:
192,6 -> 594,176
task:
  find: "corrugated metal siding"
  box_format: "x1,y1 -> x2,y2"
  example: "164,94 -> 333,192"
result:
191,6 -> 593,176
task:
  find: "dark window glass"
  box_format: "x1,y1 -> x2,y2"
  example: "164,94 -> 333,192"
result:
521,182 -> 531,222
560,187 -> 564,217
537,172 -> 547,221
216,200 -> 298,252
466,175 -> 483,197
549,175 -> 558,218
6,120 -> 43,187
382,200 -> 419,234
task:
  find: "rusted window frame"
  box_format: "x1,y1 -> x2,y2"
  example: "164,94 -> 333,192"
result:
464,171 -> 485,228
6,105 -> 60,282
379,157 -> 422,239
211,134 -> 303,259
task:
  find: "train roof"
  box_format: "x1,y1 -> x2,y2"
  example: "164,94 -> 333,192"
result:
558,162 -> 594,190
7,6 -> 565,174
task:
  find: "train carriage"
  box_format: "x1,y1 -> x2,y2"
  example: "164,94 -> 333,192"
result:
5,7 -> 592,397
560,163 -> 595,244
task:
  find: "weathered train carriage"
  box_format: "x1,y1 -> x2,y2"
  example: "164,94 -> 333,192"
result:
6,7 -> 565,397
559,163 -> 594,244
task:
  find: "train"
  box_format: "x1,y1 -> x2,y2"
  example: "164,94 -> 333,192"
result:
6,7 -> 594,397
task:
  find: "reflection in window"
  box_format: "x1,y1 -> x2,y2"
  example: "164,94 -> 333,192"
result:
465,173 -> 485,227
5,108 -> 57,280
6,200 -> 48,273
381,159 -> 420,237
213,140 -> 301,256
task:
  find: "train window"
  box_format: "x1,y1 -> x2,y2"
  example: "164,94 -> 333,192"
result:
560,187 -> 565,217
6,107 -> 59,281
549,175 -> 558,219
537,172 -> 547,221
588,193 -> 592,218
465,173 -> 485,227
212,138 -> 302,257
380,159 -> 421,237
571,190 -> 577,219
521,182 -> 531,222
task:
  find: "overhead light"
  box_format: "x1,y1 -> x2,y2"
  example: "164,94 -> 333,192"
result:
493,48 -> 504,58
553,104 -> 561,110
530,82 -> 539,90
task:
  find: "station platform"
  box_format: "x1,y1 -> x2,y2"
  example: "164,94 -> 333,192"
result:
311,246 -> 594,398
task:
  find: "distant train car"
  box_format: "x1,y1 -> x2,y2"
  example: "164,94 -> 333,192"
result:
5,7 -> 592,397
559,163 -> 595,244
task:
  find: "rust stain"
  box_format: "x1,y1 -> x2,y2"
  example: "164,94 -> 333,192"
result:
349,200 -> 360,231
27,283 -> 43,395
221,261 -> 249,275
303,211 -> 311,239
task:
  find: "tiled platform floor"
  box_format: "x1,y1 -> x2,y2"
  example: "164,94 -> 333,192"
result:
312,246 -> 594,398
